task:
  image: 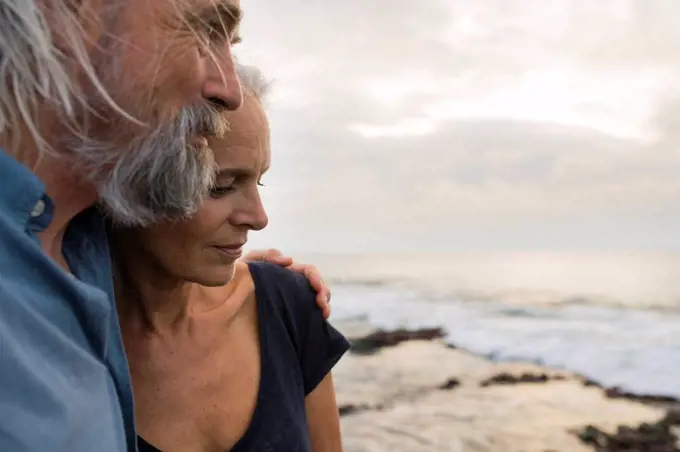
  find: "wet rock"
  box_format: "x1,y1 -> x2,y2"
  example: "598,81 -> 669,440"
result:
662,409 -> 680,427
604,387 -> 679,405
339,403 -> 368,416
338,403 -> 383,417
577,409 -> 680,451
438,378 -> 461,391
349,327 -> 446,355
580,379 -> 679,407
479,372 -> 566,387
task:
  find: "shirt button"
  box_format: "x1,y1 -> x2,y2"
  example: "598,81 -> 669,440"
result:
30,199 -> 46,218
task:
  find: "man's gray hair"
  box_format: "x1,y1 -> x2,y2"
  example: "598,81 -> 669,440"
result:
236,63 -> 272,103
0,4 -> 269,226
0,0 -> 134,154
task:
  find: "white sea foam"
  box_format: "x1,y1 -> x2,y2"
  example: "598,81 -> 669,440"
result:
320,252 -> 680,399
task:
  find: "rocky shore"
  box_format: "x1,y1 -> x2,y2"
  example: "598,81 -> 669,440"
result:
332,323 -> 680,452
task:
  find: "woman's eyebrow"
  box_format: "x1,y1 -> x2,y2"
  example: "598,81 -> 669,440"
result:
215,167 -> 255,178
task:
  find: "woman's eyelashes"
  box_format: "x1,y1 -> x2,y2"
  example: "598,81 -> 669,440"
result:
209,177 -> 266,198
209,184 -> 235,198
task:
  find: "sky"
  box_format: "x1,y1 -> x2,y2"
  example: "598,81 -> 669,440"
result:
236,0 -> 680,253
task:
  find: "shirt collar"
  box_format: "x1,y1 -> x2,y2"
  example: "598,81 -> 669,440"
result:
0,148 -> 48,227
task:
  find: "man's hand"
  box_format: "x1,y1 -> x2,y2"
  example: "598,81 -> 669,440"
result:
242,249 -> 332,319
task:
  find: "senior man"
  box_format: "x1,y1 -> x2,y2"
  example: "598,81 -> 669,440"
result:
0,1 -> 330,451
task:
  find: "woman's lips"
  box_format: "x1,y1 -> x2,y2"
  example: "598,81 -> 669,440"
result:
212,245 -> 244,260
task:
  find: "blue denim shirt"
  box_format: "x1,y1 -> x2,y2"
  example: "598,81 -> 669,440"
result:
0,149 -> 136,451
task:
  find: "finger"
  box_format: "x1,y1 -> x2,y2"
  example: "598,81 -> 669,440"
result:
318,286 -> 331,305
269,255 -> 294,266
303,266 -> 325,293
284,264 -> 331,313
243,250 -> 268,261
265,248 -> 284,259
317,291 -> 331,319
302,266 -> 331,315
244,248 -> 286,262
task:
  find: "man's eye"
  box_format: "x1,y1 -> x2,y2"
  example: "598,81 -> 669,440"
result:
206,21 -> 231,44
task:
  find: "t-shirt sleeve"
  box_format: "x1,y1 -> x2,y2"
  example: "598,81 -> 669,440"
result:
254,263 -> 351,395
298,300 -> 350,395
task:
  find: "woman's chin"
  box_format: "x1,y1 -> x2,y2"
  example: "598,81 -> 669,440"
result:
193,264 -> 236,287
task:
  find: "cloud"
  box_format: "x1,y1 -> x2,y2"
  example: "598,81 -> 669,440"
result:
237,0 -> 680,252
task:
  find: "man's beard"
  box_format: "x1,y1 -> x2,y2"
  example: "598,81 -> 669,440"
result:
64,103 -> 228,227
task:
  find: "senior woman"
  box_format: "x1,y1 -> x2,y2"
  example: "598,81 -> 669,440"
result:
111,66 -> 348,452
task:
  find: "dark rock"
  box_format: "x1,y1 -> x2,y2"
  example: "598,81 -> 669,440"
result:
349,327 -> 446,355
579,379 -> 679,406
662,409 -> 680,427
338,403 -> 384,417
479,372 -> 566,387
604,386 -> 679,405
338,404 -> 358,416
576,410 -> 680,451
438,378 -> 461,391
583,378 -> 600,387
338,403 -> 369,416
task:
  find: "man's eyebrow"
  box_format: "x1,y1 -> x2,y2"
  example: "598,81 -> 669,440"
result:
187,1 -> 243,29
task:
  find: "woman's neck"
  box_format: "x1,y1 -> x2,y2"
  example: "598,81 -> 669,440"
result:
113,240 -> 198,335
112,238 -> 248,336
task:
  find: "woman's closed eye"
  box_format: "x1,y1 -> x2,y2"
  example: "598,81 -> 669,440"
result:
210,178 -> 266,198
209,175 -> 236,198
209,184 -> 235,198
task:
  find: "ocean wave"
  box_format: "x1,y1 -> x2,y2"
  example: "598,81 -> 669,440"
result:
331,276 -> 680,312
327,276 -> 408,288
330,283 -> 680,400
447,289 -> 680,312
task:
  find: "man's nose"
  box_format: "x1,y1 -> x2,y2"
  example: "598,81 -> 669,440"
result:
202,46 -> 243,111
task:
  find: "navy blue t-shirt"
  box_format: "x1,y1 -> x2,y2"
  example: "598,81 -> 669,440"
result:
138,262 -> 350,452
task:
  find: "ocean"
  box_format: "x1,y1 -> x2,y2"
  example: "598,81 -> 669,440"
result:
300,252 -> 680,399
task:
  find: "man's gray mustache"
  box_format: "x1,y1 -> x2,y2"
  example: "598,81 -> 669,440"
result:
182,104 -> 229,140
